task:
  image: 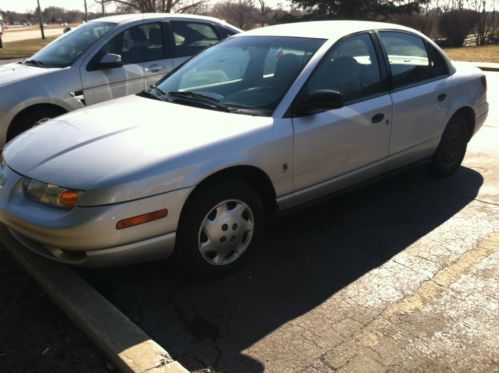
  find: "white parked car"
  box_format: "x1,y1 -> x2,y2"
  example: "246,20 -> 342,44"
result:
0,14 -> 240,146
0,21 -> 488,277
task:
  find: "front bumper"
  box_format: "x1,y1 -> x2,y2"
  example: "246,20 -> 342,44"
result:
0,166 -> 193,267
8,228 -> 176,267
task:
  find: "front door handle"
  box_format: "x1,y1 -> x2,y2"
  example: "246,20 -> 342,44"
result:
145,64 -> 166,73
437,93 -> 447,102
371,113 -> 385,123
70,91 -> 86,106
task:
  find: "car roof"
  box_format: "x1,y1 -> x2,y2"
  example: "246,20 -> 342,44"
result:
239,20 -> 417,39
89,13 -> 230,25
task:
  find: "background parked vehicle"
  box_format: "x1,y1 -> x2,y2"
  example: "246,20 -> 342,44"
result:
0,13 -> 240,147
0,21 -> 488,277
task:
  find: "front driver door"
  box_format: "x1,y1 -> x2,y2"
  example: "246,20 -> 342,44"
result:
142,22 -> 174,90
81,23 -> 149,106
292,33 -> 392,199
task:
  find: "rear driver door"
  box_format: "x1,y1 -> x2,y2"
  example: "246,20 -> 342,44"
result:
378,31 -> 451,161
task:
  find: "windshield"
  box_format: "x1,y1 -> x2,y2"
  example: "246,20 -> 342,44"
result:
155,36 -> 325,115
28,21 -> 115,68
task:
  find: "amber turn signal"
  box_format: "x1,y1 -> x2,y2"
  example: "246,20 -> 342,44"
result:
58,191 -> 80,208
116,209 -> 168,230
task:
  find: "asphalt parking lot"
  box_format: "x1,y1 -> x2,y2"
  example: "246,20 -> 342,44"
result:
1,71 -> 498,373
0,248 -> 108,372
82,71 -> 499,372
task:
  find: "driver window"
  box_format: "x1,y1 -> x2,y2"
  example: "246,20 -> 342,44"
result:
304,33 -> 383,102
99,23 -> 163,65
171,22 -> 220,58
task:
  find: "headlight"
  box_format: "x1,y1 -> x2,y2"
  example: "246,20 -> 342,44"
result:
23,178 -> 80,209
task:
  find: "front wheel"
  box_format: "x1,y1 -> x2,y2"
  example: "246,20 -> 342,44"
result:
176,180 -> 265,278
428,114 -> 469,177
8,106 -> 65,141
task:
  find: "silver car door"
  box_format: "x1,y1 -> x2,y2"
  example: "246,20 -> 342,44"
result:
292,33 -> 392,194
170,21 -> 222,68
80,23 -> 148,106
142,22 -> 174,90
378,31 -> 451,165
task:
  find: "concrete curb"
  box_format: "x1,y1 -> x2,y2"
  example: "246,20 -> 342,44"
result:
452,60 -> 499,72
0,225 -> 189,373
478,66 -> 499,72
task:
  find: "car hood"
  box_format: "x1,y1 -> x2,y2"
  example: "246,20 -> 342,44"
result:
4,95 -> 272,204
0,62 -> 61,87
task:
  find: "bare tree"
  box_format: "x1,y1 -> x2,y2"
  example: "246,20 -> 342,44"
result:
211,0 -> 258,29
466,0 -> 497,45
100,0 -> 207,14
257,0 -> 272,26
95,0 -> 106,15
390,13 -> 434,35
438,8 -> 479,46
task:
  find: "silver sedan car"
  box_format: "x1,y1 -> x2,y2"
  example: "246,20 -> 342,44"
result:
0,13 -> 239,147
0,21 -> 488,277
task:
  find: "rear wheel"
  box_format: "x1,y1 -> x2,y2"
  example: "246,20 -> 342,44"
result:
176,180 -> 264,278
428,114 -> 469,177
8,106 -> 65,141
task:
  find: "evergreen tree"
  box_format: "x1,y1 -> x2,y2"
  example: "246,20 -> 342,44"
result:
290,0 -> 430,20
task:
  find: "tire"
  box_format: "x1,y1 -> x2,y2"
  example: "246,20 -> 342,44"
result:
8,106 -> 65,141
176,180 -> 265,278
428,114 -> 469,177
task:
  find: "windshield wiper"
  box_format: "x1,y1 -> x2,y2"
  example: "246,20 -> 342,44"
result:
137,86 -> 170,102
152,86 -> 168,96
168,91 -> 271,116
228,107 -> 272,117
168,91 -> 231,112
168,91 -> 221,103
23,59 -> 47,67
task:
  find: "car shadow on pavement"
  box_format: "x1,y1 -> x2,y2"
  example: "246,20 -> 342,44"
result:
80,165 -> 483,372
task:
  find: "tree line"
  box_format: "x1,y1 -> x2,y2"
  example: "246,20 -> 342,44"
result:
1,0 -> 497,47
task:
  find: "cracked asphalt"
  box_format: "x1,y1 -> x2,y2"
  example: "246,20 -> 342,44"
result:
79,72 -> 499,372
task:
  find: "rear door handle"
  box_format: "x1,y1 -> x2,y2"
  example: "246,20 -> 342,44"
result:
371,113 -> 385,123
145,64 -> 166,73
437,93 -> 447,102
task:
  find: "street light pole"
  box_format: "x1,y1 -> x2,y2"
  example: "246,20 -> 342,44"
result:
84,0 -> 88,22
36,0 -> 45,40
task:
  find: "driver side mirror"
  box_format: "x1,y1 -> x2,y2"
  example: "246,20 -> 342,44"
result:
98,53 -> 123,69
295,89 -> 345,116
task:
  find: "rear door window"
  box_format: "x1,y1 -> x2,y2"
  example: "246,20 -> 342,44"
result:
379,31 -> 431,89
